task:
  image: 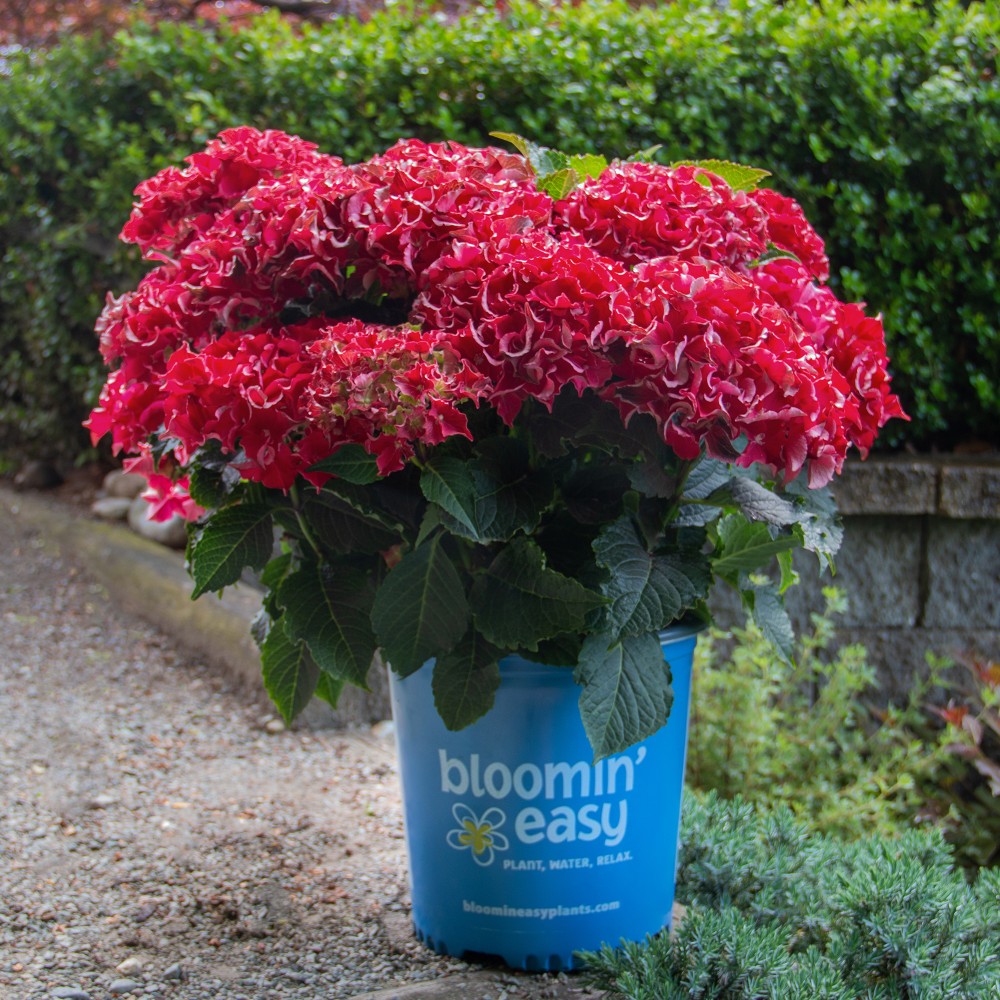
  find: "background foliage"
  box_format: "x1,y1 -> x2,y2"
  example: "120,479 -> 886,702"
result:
1,0 -> 997,465
686,592 -> 1000,870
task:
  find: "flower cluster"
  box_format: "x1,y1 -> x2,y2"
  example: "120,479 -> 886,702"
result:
88,128 -> 904,512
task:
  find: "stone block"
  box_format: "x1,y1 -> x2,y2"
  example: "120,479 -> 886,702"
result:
939,463 -> 1000,519
924,519 -> 1000,628
831,459 -> 937,516
786,516 -> 923,628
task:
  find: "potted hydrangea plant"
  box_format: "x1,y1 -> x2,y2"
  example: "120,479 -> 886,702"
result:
87,127 -> 905,969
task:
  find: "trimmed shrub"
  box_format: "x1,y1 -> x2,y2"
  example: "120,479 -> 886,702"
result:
1,0 -> 997,462
581,792 -> 1000,998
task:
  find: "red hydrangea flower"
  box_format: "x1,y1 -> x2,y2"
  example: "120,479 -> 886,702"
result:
615,257 -> 856,486
415,228 -> 635,422
304,319 -> 488,475
555,161 -> 769,268
88,130 -> 907,509
345,139 -> 552,294
751,258 -> 907,456
121,127 -> 336,258
749,188 -> 831,282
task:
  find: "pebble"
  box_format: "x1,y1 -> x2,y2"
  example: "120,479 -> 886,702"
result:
109,980 -> 144,995
50,989 -> 91,1000
162,964 -> 185,982
116,956 -> 144,976
127,497 -> 188,549
91,497 -> 133,521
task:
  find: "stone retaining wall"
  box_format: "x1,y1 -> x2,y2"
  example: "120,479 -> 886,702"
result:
711,456 -> 1000,698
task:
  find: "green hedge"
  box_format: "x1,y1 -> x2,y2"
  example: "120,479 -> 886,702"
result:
1,0 -> 997,463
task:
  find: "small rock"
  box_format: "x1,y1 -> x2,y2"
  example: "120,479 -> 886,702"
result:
50,989 -> 91,1000
14,460 -> 63,490
91,497 -> 133,521
162,964 -> 185,982
115,956 -> 144,976
264,719 -> 286,734
108,980 -> 144,996
127,498 -> 188,549
371,720 -> 395,740
103,470 -> 147,499
88,793 -> 117,810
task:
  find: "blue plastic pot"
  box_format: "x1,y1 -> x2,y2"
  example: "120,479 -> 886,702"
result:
388,625 -> 699,971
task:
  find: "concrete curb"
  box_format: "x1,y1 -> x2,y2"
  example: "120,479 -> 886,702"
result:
4,485 -> 391,726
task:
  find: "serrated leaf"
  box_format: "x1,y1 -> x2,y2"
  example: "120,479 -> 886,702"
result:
538,167 -> 580,200
432,631 -> 501,730
744,582 -> 795,666
575,632 -> 673,761
260,551 -> 292,591
187,465 -> 232,509
627,459 -> 678,500
673,158 -> 772,192
488,130 -> 568,176
711,515 -> 800,583
308,443 -> 381,484
314,671 -> 345,710
189,503 -> 274,599
562,465 -> 630,524
783,480 -> 844,558
707,477 -> 799,525
280,562 -> 376,687
260,618 -> 320,725
303,492 -> 400,554
420,456 -> 480,536
682,457 -> 732,500
567,153 -> 609,180
470,537 -> 604,651
371,534 -> 469,677
489,130 -> 533,159
593,517 -> 711,639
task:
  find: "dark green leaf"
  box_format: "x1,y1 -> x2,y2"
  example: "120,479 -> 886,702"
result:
260,551 -> 292,591
783,480 -> 844,558
562,465 -> 630,524
707,476 -> 799,525
308,443 -> 381,484
280,562 -> 376,687
420,456 -> 480,536
744,581 -> 795,666
371,533 -> 469,677
189,504 -> 274,599
682,458 -> 732,500
711,515 -> 800,582
260,618 -> 320,725
187,464 -> 234,509
627,459 -> 678,500
575,632 -> 674,760
303,492 -> 400,554
432,631 -> 501,730
593,517 -> 711,639
314,671 -> 345,710
470,537 -> 604,651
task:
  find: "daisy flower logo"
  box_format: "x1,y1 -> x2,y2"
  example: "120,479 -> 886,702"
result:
446,803 -> 509,866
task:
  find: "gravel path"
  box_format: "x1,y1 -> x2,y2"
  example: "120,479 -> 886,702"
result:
0,487 -> 590,1000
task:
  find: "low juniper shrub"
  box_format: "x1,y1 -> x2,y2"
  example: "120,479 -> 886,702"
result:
580,792 -> 1000,998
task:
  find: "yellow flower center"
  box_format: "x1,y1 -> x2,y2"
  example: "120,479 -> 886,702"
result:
459,820 -> 494,855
